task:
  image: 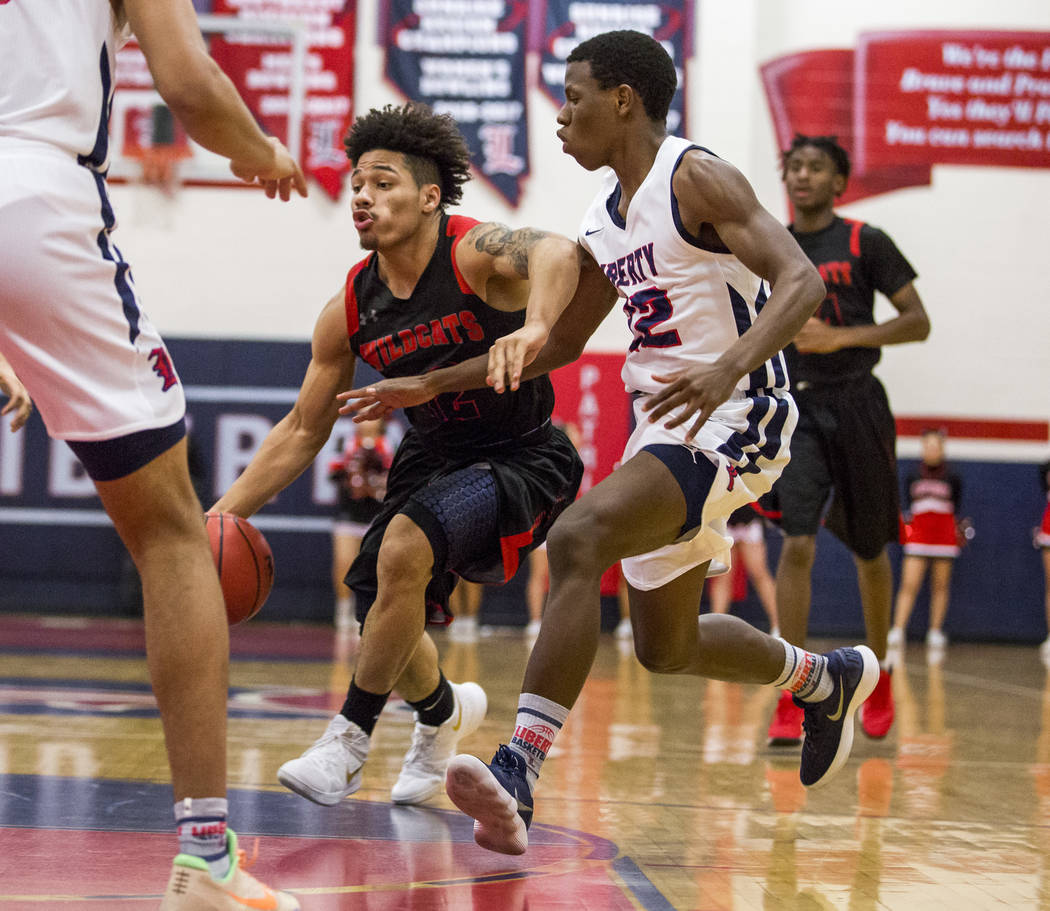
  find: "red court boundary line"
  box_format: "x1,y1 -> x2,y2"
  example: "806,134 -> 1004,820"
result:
896,416 -> 1049,442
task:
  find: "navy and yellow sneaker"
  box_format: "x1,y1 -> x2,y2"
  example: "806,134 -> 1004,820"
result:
798,645 -> 879,789
445,745 -> 533,855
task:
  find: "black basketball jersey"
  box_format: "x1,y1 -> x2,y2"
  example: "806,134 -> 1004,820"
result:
344,213 -> 555,456
786,216 -> 917,385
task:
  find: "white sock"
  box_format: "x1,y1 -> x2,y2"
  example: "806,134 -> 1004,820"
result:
506,693 -> 570,787
771,640 -> 833,703
174,797 -> 230,879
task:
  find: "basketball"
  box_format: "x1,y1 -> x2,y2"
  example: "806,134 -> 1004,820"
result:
204,512 -> 275,625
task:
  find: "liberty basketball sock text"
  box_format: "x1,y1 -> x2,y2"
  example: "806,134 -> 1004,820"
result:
507,693 -> 570,786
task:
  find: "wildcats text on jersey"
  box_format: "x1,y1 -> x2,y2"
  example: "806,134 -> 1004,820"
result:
357,309 -> 485,369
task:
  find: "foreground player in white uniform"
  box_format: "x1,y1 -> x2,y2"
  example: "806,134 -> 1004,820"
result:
344,29 -> 878,855
0,1 -> 305,907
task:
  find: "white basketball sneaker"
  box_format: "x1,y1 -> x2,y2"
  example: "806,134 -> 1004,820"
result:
391,681 -> 488,805
277,713 -> 370,806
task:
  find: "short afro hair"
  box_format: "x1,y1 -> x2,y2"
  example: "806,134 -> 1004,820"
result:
566,30 -> 677,123
344,102 -> 472,209
780,134 -> 852,181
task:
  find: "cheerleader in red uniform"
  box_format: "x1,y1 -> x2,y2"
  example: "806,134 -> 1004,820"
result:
889,429 -> 966,651
1037,459 -> 1050,662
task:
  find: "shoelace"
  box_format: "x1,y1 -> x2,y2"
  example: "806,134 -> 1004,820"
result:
402,727 -> 443,774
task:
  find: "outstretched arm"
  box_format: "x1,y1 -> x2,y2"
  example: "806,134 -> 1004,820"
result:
339,250 -> 618,421
643,151 -> 825,439
212,291 -> 355,517
123,0 -> 307,199
459,222 -> 581,391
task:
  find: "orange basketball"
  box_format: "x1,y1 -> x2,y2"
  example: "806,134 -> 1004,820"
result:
204,512 -> 274,625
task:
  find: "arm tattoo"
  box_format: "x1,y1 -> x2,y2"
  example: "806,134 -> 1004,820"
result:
469,223 -> 548,278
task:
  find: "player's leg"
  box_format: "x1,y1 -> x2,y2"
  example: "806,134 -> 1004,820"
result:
769,405 -> 833,746
926,557 -> 953,646
890,555 -> 928,644
446,451 -> 689,854
630,562 -> 784,680
447,449 -> 878,852
94,438 -> 229,800
523,450 -> 689,703
855,546 -> 895,739
856,547 -> 893,661
773,406 -> 832,648
278,512 -> 438,805
525,546 -> 549,637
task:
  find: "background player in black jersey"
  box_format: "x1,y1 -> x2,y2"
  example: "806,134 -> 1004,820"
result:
213,102 -> 584,809
766,134 -> 931,747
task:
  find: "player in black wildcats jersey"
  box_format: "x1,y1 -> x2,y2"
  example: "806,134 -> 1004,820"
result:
766,134 -> 931,748
213,103 -> 584,809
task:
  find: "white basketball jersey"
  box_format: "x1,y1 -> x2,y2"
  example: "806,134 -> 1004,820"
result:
579,135 -> 789,397
0,0 -> 125,169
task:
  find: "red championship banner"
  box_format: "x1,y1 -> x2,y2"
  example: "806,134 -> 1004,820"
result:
762,30 -> 1050,204
549,353 -> 631,496
210,0 -> 357,200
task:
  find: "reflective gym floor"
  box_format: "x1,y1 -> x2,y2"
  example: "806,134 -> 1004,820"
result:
2,613 -> 1049,910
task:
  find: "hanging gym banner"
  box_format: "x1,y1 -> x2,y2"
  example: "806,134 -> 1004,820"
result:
762,30 -> 1050,204
536,0 -> 693,136
209,0 -> 357,200
381,0 -> 530,207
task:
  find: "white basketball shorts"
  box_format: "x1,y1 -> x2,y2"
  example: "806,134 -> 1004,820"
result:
620,389 -> 796,591
0,144 -> 185,442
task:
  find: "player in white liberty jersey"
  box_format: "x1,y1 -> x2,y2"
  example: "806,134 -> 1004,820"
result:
430,30 -> 882,854
0,1 -> 304,907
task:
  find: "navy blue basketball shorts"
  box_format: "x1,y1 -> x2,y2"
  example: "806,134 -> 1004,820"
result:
345,425 -> 582,625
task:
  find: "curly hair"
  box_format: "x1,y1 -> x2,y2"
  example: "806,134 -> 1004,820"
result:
566,30 -> 677,123
344,103 -> 472,209
780,134 -> 852,181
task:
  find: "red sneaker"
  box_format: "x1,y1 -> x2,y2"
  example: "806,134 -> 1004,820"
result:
860,668 -> 894,739
767,690 -> 804,746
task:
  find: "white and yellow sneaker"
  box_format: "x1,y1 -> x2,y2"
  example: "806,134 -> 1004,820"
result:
391,681 -> 487,805
278,713 -> 369,805
160,828 -> 299,910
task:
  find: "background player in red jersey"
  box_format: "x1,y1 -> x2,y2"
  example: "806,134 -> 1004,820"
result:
213,102 -> 584,810
766,134 -> 931,747
889,428 -> 967,656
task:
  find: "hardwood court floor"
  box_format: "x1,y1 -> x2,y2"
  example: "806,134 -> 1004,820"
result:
1,613 -> 1048,910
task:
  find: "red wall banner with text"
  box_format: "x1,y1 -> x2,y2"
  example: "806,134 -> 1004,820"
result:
210,0 -> 356,200
762,30 -> 1050,204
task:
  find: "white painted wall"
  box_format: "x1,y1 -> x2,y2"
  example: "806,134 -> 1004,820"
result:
110,0 -> 1050,426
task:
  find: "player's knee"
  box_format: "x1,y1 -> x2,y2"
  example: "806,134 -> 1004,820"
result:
779,535 -> 816,570
376,519 -> 433,589
634,638 -> 690,674
546,504 -> 616,575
